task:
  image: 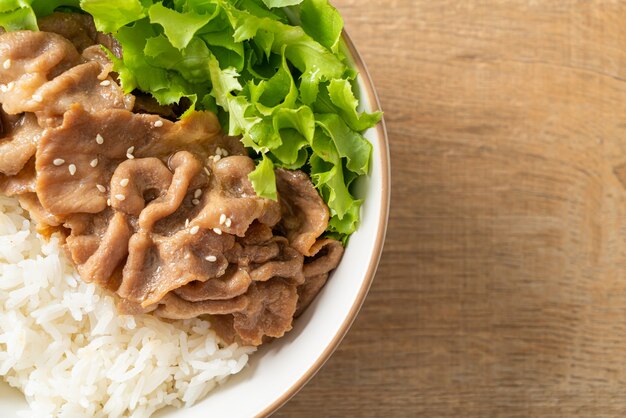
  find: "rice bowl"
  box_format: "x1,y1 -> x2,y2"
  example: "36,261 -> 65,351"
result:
0,1 -> 390,416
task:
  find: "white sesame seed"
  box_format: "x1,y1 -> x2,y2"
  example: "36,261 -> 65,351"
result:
96,134 -> 104,145
2,59 -> 11,70
213,228 -> 222,235
154,120 -> 164,128
127,146 -> 135,155
185,219 -> 190,228
203,167 -> 210,176
219,214 -> 226,225
90,158 -> 98,168
225,218 -> 232,227
53,158 -> 65,166
205,255 -> 217,262
100,80 -> 111,86
96,184 -> 106,193
189,226 -> 200,235
126,154 -> 135,160
115,194 -> 126,201
192,199 -> 200,206
120,178 -> 129,187
222,149 -> 229,156
107,198 -> 111,206
32,94 -> 43,103
68,164 -> 76,176
194,189 -> 202,198
213,155 -> 221,162
215,147 -> 223,156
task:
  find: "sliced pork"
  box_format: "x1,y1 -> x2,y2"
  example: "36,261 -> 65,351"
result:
0,20 -> 345,346
276,169 -> 330,256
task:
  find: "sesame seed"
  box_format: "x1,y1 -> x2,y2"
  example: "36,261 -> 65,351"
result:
68,164 -> 76,176
107,198 -> 111,206
215,147 -> 223,156
53,158 -> 65,166
95,134 -> 104,145
99,80 -> 111,86
32,94 -> 43,103
203,167 -> 210,176
225,218 -> 232,227
205,255 -> 217,262
213,228 -> 222,235
115,194 -> 126,201
127,146 -> 135,154
154,120 -> 163,128
96,184 -> 106,193
222,149 -> 229,156
194,189 -> 202,198
2,59 -> 11,70
126,154 -> 135,160
219,214 -> 226,225
185,219 -> 190,228
90,158 -> 98,168
120,178 -> 129,187
189,226 -> 200,235
213,155 -> 221,162
192,199 -> 200,206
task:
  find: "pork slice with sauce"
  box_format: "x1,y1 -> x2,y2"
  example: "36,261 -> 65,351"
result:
276,168 -> 330,256
0,31 -> 81,115
35,106 -> 220,215
0,22 -> 347,347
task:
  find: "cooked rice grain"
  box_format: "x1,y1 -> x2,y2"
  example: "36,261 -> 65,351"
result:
0,196 -> 254,417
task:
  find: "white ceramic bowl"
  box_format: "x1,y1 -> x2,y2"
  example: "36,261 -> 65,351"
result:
0,32 -> 390,418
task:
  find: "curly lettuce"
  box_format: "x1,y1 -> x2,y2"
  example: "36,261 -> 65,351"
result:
0,0 -> 382,242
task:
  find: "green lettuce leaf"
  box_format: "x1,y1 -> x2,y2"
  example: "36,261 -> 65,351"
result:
300,0 -> 343,53
112,20 -> 165,92
247,46 -> 298,115
0,6 -> 37,31
238,0 -> 290,21
261,0 -> 303,8
327,78 -> 382,132
310,130 -> 352,210
206,51 -> 243,108
0,1 -> 28,14
270,106 -> 314,168
79,0 -> 146,33
224,5 -> 345,104
309,149 -> 360,233
148,2 -> 216,49
248,154 -> 278,200
328,197 -> 361,236
315,113 -> 371,175
145,35 -> 212,84
201,29 -> 245,71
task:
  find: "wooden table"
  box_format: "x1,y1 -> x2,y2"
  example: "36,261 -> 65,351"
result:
276,1 -> 626,416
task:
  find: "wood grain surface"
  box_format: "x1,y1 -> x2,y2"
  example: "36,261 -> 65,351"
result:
275,1 -> 626,417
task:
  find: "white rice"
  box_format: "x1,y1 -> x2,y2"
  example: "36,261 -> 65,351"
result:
0,196 -> 255,417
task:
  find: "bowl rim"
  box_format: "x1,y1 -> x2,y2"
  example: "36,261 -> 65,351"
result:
257,31 -> 391,417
